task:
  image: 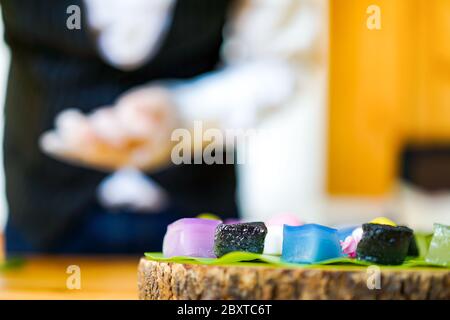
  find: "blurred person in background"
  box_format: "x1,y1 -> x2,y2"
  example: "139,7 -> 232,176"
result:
1,0 -> 326,255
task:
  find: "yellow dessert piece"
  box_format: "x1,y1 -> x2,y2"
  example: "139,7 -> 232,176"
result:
196,213 -> 221,221
370,217 -> 397,227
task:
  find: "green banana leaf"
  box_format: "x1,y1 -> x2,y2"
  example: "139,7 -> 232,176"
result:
144,252 -> 448,270
145,234 -> 448,270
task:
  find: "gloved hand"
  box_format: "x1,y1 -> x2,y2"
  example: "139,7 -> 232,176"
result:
40,86 -> 178,171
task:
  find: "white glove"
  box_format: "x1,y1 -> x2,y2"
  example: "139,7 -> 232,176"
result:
97,167 -> 168,212
40,87 -> 178,171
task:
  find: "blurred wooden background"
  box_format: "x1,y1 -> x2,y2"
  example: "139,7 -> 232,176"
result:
328,0 -> 450,195
0,256 -> 138,300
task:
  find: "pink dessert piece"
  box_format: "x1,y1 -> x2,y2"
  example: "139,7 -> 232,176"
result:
266,213 -> 303,227
340,227 -> 363,258
162,218 -> 221,258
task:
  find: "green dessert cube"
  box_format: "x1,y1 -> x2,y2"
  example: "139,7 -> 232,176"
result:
426,223 -> 450,267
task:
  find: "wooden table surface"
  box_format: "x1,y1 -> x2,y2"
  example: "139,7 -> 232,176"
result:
0,255 -> 140,300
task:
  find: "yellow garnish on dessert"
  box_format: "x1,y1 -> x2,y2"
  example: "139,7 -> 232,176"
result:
196,213 -> 221,221
370,217 -> 397,227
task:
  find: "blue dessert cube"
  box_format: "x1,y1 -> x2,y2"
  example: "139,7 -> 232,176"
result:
282,224 -> 343,264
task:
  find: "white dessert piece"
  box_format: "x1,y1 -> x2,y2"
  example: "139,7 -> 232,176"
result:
263,225 -> 284,255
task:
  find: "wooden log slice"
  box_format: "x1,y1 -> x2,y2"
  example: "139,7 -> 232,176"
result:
138,258 -> 450,300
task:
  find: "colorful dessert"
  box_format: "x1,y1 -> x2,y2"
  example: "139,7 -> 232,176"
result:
337,226 -> 359,242
356,223 -> 413,265
370,217 -> 396,227
340,227 -> 363,258
159,213 -> 443,269
196,213 -> 221,221
263,225 -> 284,255
282,224 -> 343,264
214,222 -> 267,257
340,218 -> 397,259
163,218 -> 221,258
266,213 -> 303,227
263,214 -> 303,256
425,223 -> 449,267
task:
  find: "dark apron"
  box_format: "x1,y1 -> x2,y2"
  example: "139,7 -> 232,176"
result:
1,0 -> 237,250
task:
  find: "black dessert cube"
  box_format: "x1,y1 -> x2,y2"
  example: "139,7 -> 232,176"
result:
356,223 -> 414,265
214,222 -> 267,258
